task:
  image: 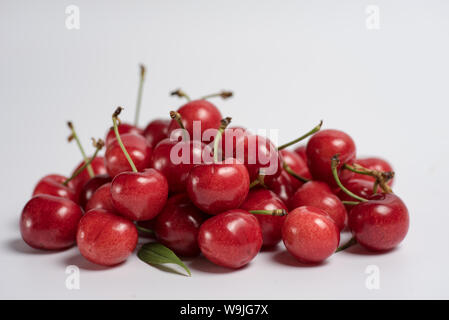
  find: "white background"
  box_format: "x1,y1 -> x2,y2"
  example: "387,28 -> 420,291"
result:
1,0 -> 448,299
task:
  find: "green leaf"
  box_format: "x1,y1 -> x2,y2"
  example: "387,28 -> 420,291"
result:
137,243 -> 191,277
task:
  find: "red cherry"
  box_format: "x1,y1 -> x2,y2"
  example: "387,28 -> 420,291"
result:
143,119 -> 170,148
85,182 -> 117,214
167,100 -> 222,143
32,174 -> 77,202
306,129 -> 356,187
78,174 -> 112,209
282,206 -> 340,263
219,126 -> 247,160
77,209 -> 138,266
337,178 -> 379,210
70,157 -> 107,201
198,209 -> 263,269
105,123 -> 143,146
186,159 -> 250,215
354,157 -> 394,186
105,133 -> 152,177
279,149 -> 312,189
20,195 -> 83,250
240,188 -> 287,247
234,134 -> 282,181
348,193 -> 409,251
111,168 -> 169,221
263,170 -> 297,210
154,193 -> 207,256
293,145 -> 307,163
150,138 -> 211,193
290,181 -> 347,230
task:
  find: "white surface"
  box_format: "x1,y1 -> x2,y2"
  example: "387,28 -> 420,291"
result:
1,0 -> 448,299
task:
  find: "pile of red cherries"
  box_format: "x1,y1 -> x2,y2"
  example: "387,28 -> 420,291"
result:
19,67 -> 409,271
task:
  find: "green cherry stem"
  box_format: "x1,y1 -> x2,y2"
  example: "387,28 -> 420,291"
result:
199,90 -> 233,100
134,64 -> 146,127
63,139 -> 104,186
135,223 -> 154,236
169,111 -> 189,141
283,163 -> 310,183
249,209 -> 287,216
342,200 -> 360,206
170,88 -> 191,102
343,163 -> 394,194
113,107 -> 138,173
336,236 -> 357,252
213,117 -> 232,163
331,155 -> 368,202
67,122 -> 94,178
277,120 -> 323,150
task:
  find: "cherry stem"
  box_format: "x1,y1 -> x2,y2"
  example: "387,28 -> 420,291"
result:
343,163 -> 394,194
336,236 -> 357,253
213,117 -> 232,163
249,209 -> 287,217
277,120 -> 323,150
135,223 -> 154,236
283,163 -> 309,183
331,155 -> 368,202
170,88 -> 191,102
249,180 -> 260,189
169,111 -> 189,141
342,200 -> 360,206
134,64 -> 146,127
113,107 -> 138,173
63,139 -> 104,186
67,122 -> 94,178
200,90 -> 233,100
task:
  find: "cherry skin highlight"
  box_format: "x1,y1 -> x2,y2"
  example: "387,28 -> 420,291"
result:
348,193 -> 409,251
154,193 -> 207,256
105,123 -> 143,146
306,129 -> 356,187
290,181 -> 347,230
85,182 -> 117,214
240,188 -> 288,247
186,159 -> 250,215
150,138 -> 211,193
78,174 -> 112,209
282,206 -> 340,264
76,209 -> 138,266
167,100 -> 222,143
198,209 -> 263,269
143,119 -> 170,148
20,195 -> 83,250
32,174 -> 77,202
105,133 -> 152,177
111,168 -> 169,221
264,170 -> 297,210
354,157 -> 394,186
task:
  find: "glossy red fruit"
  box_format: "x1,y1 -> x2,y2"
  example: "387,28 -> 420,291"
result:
70,157 -> 107,201
282,206 -> 340,263
78,174 -> 112,209
167,100 -> 222,143
219,126 -> 247,160
111,169 -> 169,221
20,195 -> 83,250
105,123 -> 143,146
234,134 -> 282,181
240,188 -> 287,247
306,129 -> 356,187
143,119 -> 170,148
279,149 -> 312,189
150,138 -> 210,193
85,183 -> 117,214
77,209 -> 138,266
337,178 -> 379,210
105,133 -> 152,177
186,160 -> 250,215
348,193 -> 409,251
264,170 -> 297,210
198,209 -> 263,269
293,145 -> 307,163
354,157 -> 394,186
32,174 -> 77,202
154,194 -> 206,256
290,181 -> 347,230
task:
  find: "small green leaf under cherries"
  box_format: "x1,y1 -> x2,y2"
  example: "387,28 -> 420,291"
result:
137,243 -> 191,277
